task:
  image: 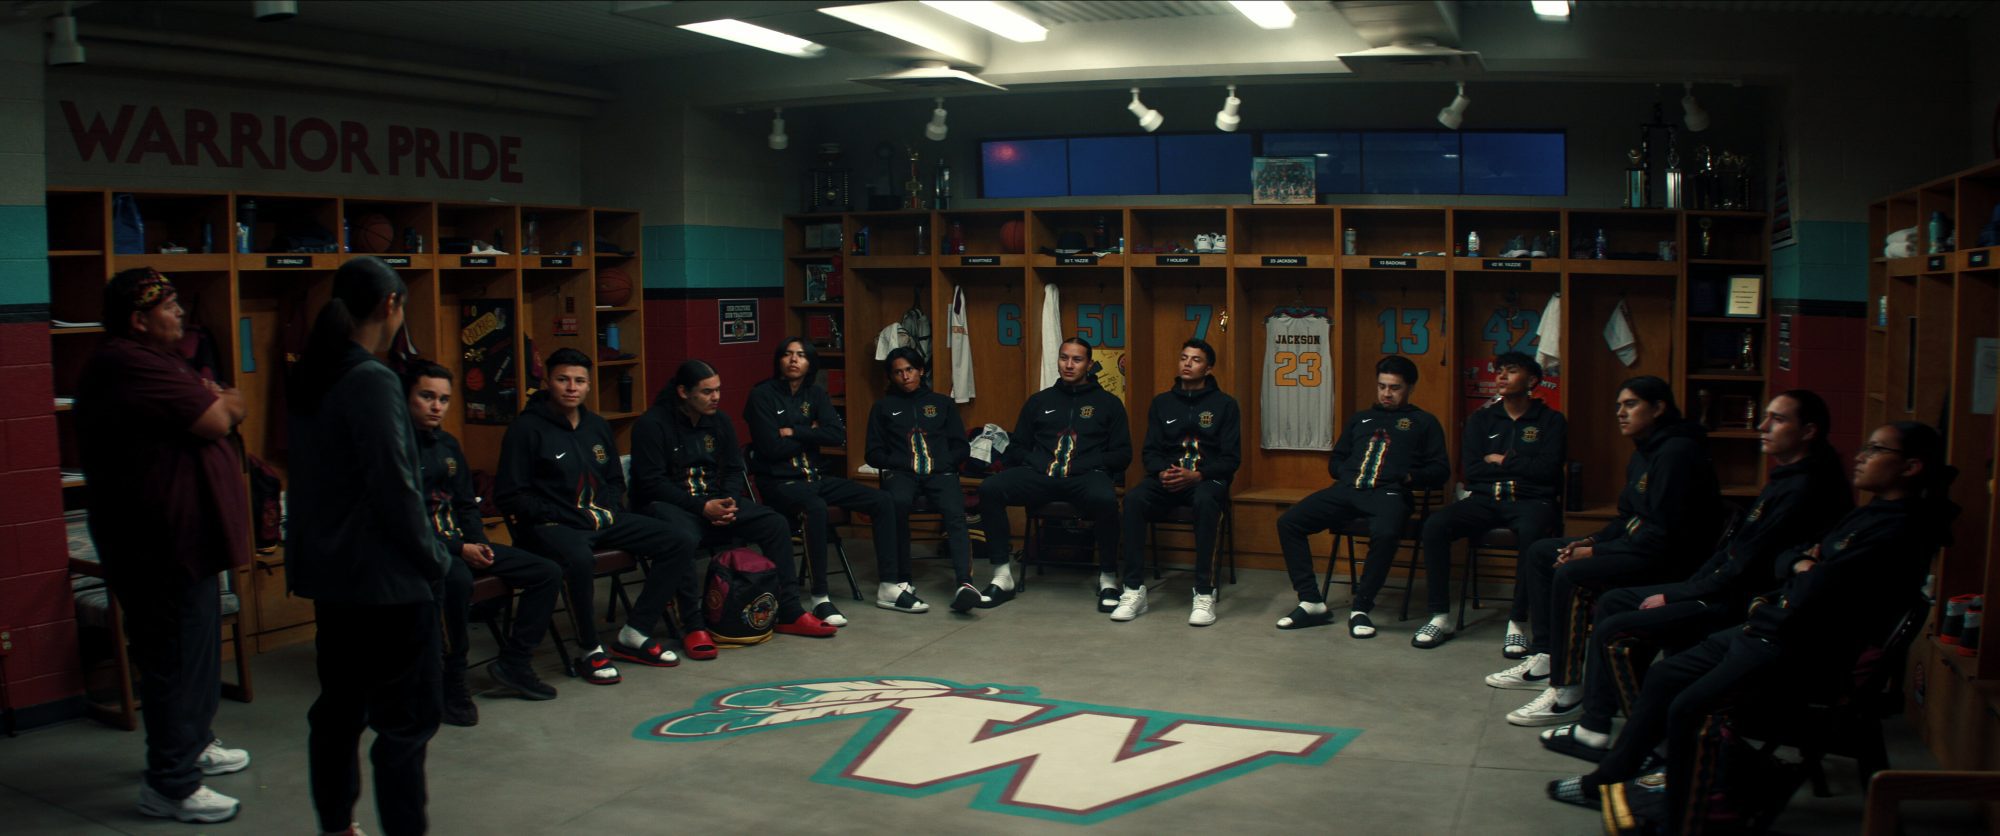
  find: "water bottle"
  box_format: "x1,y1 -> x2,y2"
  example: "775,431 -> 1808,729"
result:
342,216 -> 351,253
1467,230 -> 1481,257
238,199 -> 257,253
1594,228 -> 1608,260
201,221 -> 212,254
524,213 -> 541,255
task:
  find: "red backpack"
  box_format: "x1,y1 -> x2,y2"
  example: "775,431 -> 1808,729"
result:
703,548 -> 780,646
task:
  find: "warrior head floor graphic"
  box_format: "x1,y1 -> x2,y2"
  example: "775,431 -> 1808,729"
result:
636,677 -> 1359,825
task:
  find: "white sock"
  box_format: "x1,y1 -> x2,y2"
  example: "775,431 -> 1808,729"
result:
991,564 -> 1015,591
878,582 -> 903,602
1573,724 -> 1611,748
1506,621 -> 1526,638
1299,600 -> 1328,615
1098,572 -> 1118,591
1553,685 -> 1582,705
811,594 -> 832,608
1428,613 -> 1453,630
617,626 -> 647,648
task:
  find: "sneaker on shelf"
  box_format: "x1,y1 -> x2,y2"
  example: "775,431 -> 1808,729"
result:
469,241 -> 507,255
1194,233 -> 1215,253
1189,591 -> 1217,626
197,739 -> 250,776
1485,653 -> 1551,690
1506,688 -> 1582,727
1213,233 -> 1227,253
1110,586 -> 1148,621
138,783 -> 240,824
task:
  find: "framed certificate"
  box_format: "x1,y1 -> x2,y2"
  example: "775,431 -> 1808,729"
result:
1725,274 -> 1763,318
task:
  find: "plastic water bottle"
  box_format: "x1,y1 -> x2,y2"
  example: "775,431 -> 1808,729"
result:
1467,230 -> 1481,257
1594,228 -> 1608,260
342,216 -> 351,253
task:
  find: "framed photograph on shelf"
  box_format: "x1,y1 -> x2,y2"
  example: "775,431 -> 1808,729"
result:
1252,156 -> 1316,205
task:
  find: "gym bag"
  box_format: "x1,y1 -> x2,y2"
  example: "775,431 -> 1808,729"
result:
703,548 -> 780,646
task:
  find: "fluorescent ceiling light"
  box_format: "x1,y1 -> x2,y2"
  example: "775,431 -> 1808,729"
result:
1228,1 -> 1296,30
920,1 -> 1047,42
1532,0 -> 1573,20
678,19 -> 826,58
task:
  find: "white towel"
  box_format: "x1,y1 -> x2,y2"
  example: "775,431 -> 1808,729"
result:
1887,226 -> 1918,245
1534,292 -> 1562,377
969,423 -> 1010,463
1883,241 -> 1916,259
1604,299 -> 1638,367
1039,283 -> 1062,389
874,322 -> 911,361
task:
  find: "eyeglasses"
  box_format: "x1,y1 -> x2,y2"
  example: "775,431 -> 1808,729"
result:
1858,443 -> 1906,458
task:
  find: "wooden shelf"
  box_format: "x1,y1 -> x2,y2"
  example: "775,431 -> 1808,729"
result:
1130,254 -> 1229,268
1688,372 -> 1766,381
48,249 -> 102,257
1688,316 -> 1765,324
598,358 -> 639,368
118,253 -> 234,272
847,255 -> 933,269
52,326 -> 104,335
1564,259 -> 1680,276
1687,258 -> 1765,266
1887,256 -> 1927,277
791,302 -> 844,310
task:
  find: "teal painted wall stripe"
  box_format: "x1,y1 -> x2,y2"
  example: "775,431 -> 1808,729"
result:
642,224 -> 783,291
0,205 -> 49,307
1772,220 -> 1867,304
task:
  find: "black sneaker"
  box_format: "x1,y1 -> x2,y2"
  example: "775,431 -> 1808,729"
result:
1097,587 -> 1120,613
442,670 -> 477,726
489,660 -> 558,701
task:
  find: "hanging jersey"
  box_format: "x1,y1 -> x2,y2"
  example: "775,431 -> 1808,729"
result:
949,285 -> 975,403
1261,313 -> 1333,451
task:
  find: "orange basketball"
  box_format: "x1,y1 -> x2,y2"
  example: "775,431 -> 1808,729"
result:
354,213 -> 395,253
596,267 -> 634,307
1000,219 -> 1024,253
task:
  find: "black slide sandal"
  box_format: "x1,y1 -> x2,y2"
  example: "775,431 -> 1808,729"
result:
1275,606 -> 1334,630
1539,724 -> 1609,763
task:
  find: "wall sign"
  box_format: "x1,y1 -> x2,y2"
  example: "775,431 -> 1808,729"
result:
720,298 -> 760,344
1969,251 -> 1990,269
461,255 -> 496,267
540,256 -> 573,268
378,255 -> 412,267
1057,255 -> 1099,266
961,255 -> 1000,266
1369,258 -> 1415,269
1482,259 -> 1531,271
264,255 -> 309,268
1157,255 -> 1197,266
1261,256 -> 1307,267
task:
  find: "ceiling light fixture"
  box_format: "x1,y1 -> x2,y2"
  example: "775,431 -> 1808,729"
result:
920,1 -> 1047,43
768,108 -> 788,150
925,98 -> 950,141
1228,1 -> 1296,30
1128,88 -> 1164,133
1531,0 -> 1573,21
253,0 -> 298,22
1215,85 -> 1242,132
679,19 -> 827,59
1437,82 -> 1470,130
1681,82 -> 1710,132
46,6 -> 84,67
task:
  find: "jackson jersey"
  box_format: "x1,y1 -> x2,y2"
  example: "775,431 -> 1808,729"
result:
1261,313 -> 1333,451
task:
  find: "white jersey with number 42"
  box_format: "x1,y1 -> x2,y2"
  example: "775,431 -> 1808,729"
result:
1262,313 -> 1333,451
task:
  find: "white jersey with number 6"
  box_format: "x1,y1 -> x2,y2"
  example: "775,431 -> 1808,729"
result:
1262,313 -> 1333,451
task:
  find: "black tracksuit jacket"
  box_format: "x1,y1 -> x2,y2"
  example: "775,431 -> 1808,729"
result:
1008,376 -> 1132,478
1663,447 -> 1853,607
1586,419 -> 1722,564
744,377 -> 845,482
1459,398 -> 1567,502
865,384 -> 968,476
1138,379 -> 1241,486
495,393 -> 629,530
1328,403 -> 1449,491
1746,497 -> 1946,656
630,400 -> 752,513
416,427 -> 489,555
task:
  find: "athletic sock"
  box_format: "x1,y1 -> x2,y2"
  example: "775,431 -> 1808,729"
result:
877,582 -> 903,603
811,593 -> 833,609
1097,572 -> 1118,591
1428,613 -> 1453,630
1507,620 -> 1526,637
616,626 -> 647,648
1572,724 -> 1611,749
1529,653 -> 1552,677
991,563 -> 1016,591
1299,600 -> 1328,615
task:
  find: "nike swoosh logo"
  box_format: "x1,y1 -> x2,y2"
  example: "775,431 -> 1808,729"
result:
1044,409 -> 1057,414
1165,418 -> 1179,424
1489,433 -> 1501,439
555,452 -> 567,459
1360,418 -> 1373,423
891,411 -> 903,416
777,409 -> 786,414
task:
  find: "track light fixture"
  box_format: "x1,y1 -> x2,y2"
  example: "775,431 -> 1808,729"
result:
1215,85 -> 1242,132
46,8 -> 84,67
1436,82 -> 1469,130
768,108 -> 788,151
1681,82 -> 1710,132
925,98 -> 949,141
1127,88 -> 1163,133
253,0 -> 298,22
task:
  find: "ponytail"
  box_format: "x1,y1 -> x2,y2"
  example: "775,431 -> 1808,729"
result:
1888,421 -> 1962,541
659,358 -> 718,406
290,257 -> 406,414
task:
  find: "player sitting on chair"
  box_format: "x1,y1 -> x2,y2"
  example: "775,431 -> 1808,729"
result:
1411,352 -> 1566,650
1115,338 -> 1241,625
497,348 -> 695,685
1275,355 -> 1448,637
867,347 -> 986,613
746,337 -> 897,627
406,363 -> 563,719
975,337 -> 1132,610
632,360 -> 839,641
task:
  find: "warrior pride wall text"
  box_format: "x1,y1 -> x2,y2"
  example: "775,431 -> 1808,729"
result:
60,101 -> 526,183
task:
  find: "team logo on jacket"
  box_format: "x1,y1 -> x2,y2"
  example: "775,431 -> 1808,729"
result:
1521,426 -> 1540,443
1199,411 -> 1214,429
1080,406 -> 1095,419
1834,532 -> 1855,551
445,456 -> 458,476
801,403 -> 813,418
1395,417 -> 1412,431
635,677 -> 1355,824
924,404 -> 938,418
593,444 -> 609,464
1636,473 -> 1650,493
1745,499 -> 1765,522
704,435 -> 717,453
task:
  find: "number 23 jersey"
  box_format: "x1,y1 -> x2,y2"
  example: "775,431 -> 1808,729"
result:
1262,313 -> 1332,451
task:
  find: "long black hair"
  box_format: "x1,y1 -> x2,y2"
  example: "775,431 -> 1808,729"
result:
771,337 -> 818,384
291,257 -> 405,414
659,358 -> 718,406
1616,374 -> 1682,424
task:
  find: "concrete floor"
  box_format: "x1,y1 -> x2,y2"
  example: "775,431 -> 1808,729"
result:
0,556 -> 1984,835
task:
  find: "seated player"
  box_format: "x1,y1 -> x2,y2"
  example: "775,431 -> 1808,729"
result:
1116,338 -> 1241,625
406,363 -> 563,721
1539,389 -> 1850,760
1487,375 -> 1722,725
497,348 -> 694,685
746,337 -> 897,627
632,360 -> 838,640
1552,422 -> 1958,831
1413,352 -> 1566,649
866,347 -> 986,613
1274,355 -> 1448,637
974,337 -> 1132,609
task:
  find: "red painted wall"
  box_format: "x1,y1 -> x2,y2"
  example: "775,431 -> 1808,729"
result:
643,296 -> 787,443
1771,310 -> 1867,460
0,321 -> 83,712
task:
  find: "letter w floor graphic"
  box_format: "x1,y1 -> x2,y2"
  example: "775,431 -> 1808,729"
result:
635,677 -> 1359,824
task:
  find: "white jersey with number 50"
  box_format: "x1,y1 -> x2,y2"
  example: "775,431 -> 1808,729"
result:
1262,313 -> 1333,451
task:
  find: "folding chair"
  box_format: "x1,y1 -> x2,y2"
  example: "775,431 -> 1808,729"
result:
1320,488 -> 1442,623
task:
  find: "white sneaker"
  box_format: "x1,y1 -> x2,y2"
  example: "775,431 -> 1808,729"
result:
1189,591 -> 1217,626
1194,233 -> 1214,253
1110,586 -> 1148,621
138,783 -> 240,823
198,738 -> 250,775
1485,653 -> 1551,690
1506,687 -> 1582,727
1212,233 -> 1227,253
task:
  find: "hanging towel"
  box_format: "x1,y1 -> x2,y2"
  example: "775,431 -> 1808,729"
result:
1039,283 -> 1062,389
874,322 -> 912,360
1604,298 -> 1638,367
1534,292 -> 1562,377
949,285 -> 976,403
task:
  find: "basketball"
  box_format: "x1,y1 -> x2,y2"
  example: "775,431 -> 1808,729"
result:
354,213 -> 395,253
596,267 -> 634,307
1000,219 -> 1024,253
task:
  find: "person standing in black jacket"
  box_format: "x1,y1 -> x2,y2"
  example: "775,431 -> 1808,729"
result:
1557,422 -> 1958,834
974,337 -> 1133,610
404,363 -> 563,723
866,347 -> 985,613
632,360 -> 839,640
1489,375 -> 1722,728
1413,352 -> 1567,649
286,258 -> 449,836
1539,390 -> 1851,762
1115,339 -> 1241,625
1275,355 -> 1448,638
747,338 -> 897,627
497,348 -> 693,684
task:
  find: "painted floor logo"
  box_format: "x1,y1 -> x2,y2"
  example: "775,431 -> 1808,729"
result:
634,677 -> 1358,825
